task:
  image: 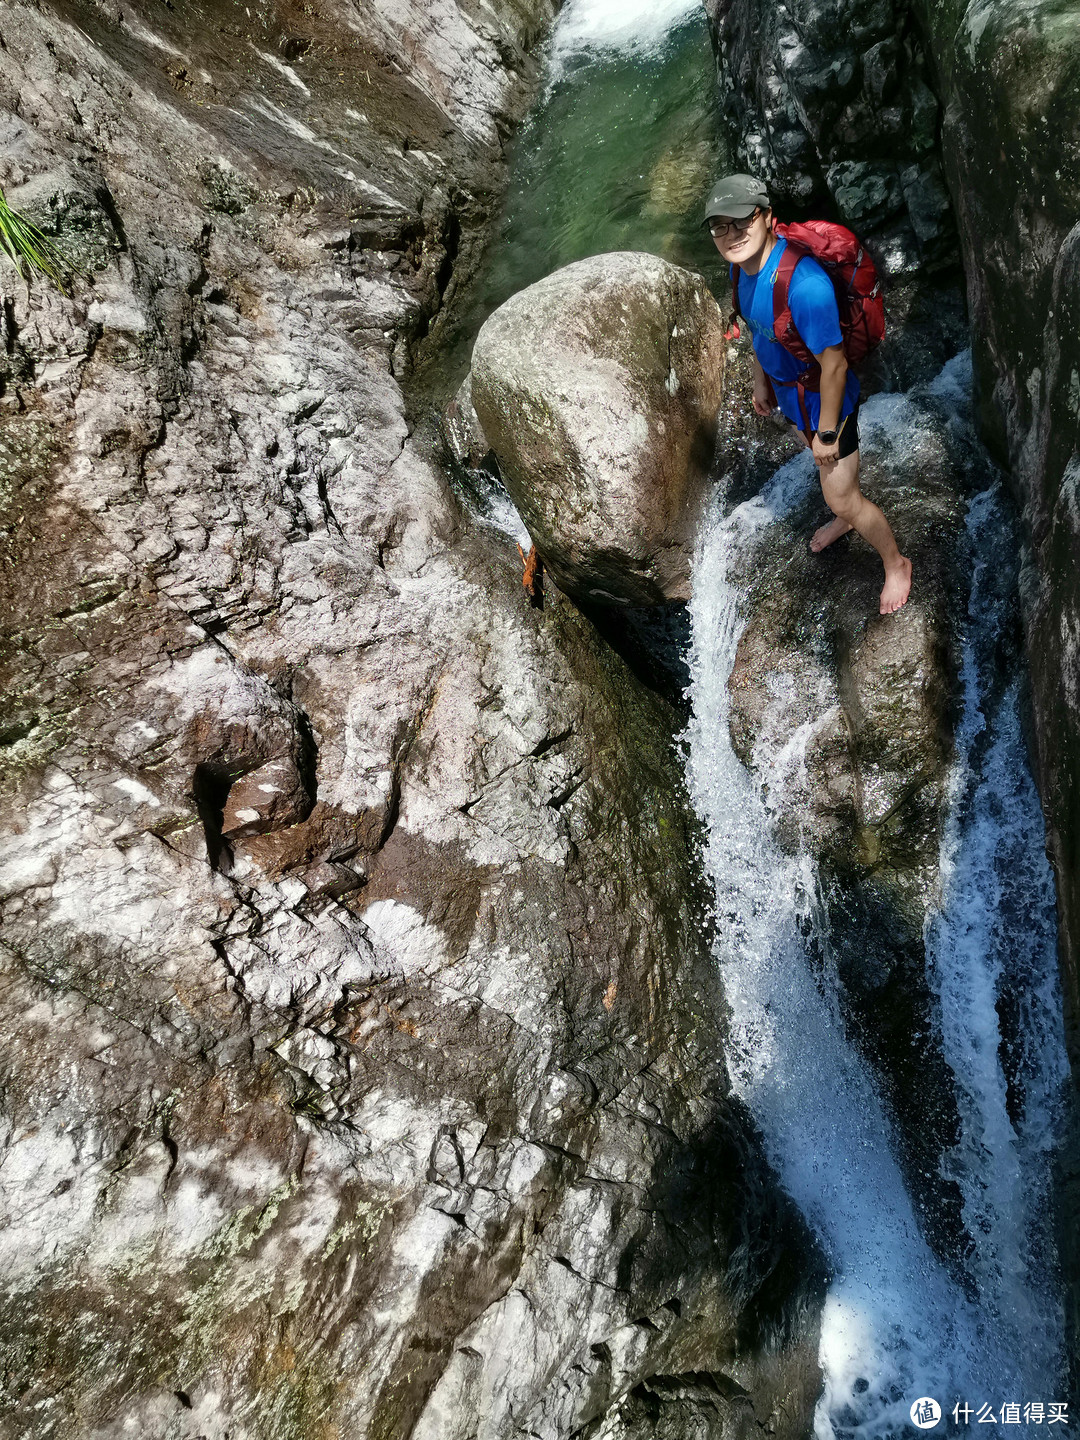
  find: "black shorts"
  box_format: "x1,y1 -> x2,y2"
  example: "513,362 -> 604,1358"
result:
800,402 -> 860,459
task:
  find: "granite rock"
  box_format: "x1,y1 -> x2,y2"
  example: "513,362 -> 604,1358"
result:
471,253 -> 727,606
703,0 -> 957,273
0,2 -> 824,1435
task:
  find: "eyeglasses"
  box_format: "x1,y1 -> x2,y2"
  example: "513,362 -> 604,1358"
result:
708,210 -> 760,238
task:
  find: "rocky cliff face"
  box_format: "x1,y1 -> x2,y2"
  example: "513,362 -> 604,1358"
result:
702,0 -> 956,275
909,0 -> 1080,1385
0,2 -> 825,1436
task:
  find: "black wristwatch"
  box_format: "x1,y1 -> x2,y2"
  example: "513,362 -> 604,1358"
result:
817,426 -> 839,444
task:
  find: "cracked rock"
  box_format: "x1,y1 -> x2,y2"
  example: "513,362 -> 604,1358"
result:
0,2 -> 824,1436
221,756 -> 313,839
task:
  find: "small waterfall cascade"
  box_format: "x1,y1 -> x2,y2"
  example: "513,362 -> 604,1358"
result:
455,0 -> 1072,1421
684,357 -> 1069,1436
549,0 -> 705,69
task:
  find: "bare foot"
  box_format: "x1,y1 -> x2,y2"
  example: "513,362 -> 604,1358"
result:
810,516 -> 853,553
880,556 -> 912,614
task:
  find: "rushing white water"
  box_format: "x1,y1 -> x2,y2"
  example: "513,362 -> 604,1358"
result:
685,364 -> 1068,1437
924,475 -> 1069,1385
474,0 -> 1072,1410
549,0 -> 702,69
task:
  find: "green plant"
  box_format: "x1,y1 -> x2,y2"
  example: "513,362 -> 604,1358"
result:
0,186 -> 68,292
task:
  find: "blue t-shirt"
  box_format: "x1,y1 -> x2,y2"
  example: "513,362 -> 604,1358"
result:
734,239 -> 860,431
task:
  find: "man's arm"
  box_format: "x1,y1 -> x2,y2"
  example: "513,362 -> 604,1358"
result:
811,343 -> 847,465
752,354 -> 774,417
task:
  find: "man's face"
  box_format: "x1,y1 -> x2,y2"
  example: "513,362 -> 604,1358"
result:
709,207 -> 773,265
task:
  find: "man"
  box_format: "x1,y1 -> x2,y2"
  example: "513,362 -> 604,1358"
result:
705,174 -> 911,615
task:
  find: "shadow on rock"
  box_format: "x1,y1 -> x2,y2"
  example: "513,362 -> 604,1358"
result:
555,1096 -> 828,1440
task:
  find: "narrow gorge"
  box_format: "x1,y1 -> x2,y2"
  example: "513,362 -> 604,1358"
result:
0,2 -> 1077,1438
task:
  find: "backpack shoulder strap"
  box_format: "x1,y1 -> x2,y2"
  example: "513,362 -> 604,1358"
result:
770,240 -> 817,374
730,264 -> 741,317
771,242 -> 805,335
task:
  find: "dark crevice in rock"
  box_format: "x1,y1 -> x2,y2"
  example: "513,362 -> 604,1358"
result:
579,600 -> 693,715
435,212 -> 461,303
1,294 -> 16,354
52,588 -> 125,619
530,725 -> 573,758
191,762 -> 233,872
295,709 -> 319,813
94,181 -> 128,252
316,467 -> 342,533
547,774 -> 585,810
0,714 -> 39,746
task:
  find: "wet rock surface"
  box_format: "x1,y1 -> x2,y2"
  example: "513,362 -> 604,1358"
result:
471,253 -> 727,606
724,383 -> 983,1270
0,2 -> 826,1436
910,0 -> 1080,1375
703,0 -> 957,276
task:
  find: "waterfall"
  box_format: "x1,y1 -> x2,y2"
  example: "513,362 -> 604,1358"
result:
460,0 -> 1072,1416
684,358 -> 1068,1436
549,0 -> 703,68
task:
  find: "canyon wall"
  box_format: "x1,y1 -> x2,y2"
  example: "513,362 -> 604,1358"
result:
913,0 -> 1080,1388
704,0 -> 1080,1390
0,3 -> 824,1436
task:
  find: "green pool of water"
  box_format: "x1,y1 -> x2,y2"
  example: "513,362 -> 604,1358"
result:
428,12 -> 730,400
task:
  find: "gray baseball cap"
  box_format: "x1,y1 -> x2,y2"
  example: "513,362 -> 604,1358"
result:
703,173 -> 771,222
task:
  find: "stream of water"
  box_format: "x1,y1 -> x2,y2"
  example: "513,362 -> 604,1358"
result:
443,0 -> 725,383
683,361 -> 1069,1435
467,1 -> 1071,1431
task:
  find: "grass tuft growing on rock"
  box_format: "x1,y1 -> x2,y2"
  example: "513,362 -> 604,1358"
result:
0,186 -> 68,292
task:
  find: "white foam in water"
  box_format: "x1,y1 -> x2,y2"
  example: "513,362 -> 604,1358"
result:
549,0 -> 701,68
684,372 -> 1068,1437
480,488 -> 531,550
925,483 -> 1068,1386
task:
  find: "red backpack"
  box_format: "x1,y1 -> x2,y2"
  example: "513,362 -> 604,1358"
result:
728,219 -> 885,419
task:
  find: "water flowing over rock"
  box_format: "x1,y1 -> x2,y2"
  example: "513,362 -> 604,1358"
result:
0,2 -> 826,1436
471,253 -> 727,606
907,0 -> 1080,1375
687,357 -> 1069,1431
706,0 -> 1080,1379
726,385 -> 973,1260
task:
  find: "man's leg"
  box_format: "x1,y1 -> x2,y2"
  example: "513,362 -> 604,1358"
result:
815,448 -> 912,615
810,513 -> 852,552
788,427 -> 857,556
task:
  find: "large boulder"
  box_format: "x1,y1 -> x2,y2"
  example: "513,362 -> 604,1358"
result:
471,252 -> 727,606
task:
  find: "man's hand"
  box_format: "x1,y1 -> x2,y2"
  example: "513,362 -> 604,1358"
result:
812,343 -> 847,467
811,432 -> 840,467
751,358 -> 774,417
